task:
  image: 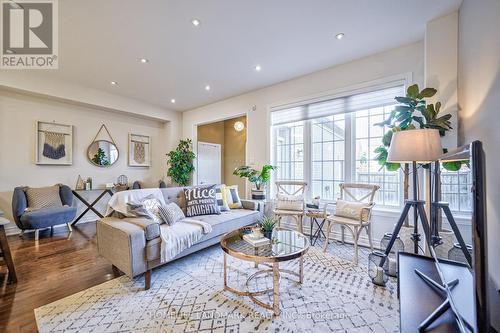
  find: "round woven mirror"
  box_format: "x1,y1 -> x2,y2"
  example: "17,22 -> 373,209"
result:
87,140 -> 119,167
87,124 -> 119,167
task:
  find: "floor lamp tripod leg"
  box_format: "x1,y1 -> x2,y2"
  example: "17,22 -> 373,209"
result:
381,202 -> 412,266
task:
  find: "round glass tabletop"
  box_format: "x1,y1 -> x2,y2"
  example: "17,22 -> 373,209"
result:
220,227 -> 310,263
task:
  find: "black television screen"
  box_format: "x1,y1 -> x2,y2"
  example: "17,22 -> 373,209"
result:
434,141 -> 491,332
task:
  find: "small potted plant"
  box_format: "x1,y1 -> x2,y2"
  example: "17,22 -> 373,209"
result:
233,165 -> 277,199
260,217 -> 276,239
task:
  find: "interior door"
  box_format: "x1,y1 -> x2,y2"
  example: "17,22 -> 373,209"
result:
197,142 -> 222,185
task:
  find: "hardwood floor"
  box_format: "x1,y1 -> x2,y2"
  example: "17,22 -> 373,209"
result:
0,222 -> 122,333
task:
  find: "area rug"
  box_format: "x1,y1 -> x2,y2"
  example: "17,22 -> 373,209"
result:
34,243 -> 399,332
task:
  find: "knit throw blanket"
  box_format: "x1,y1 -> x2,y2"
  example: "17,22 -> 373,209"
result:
43,131 -> 66,159
159,218 -> 212,263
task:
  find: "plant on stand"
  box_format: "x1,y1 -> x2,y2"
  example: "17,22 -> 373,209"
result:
233,165 -> 277,199
166,139 -> 196,186
374,84 -> 455,252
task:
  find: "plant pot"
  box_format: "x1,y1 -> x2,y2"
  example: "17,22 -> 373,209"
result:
251,189 -> 266,200
433,228 -> 455,259
263,231 -> 273,239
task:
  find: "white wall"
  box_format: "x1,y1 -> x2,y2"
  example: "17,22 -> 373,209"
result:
425,11 -> 459,150
183,41 -> 424,245
0,90 -> 181,235
458,0 -> 500,329
183,42 -> 424,179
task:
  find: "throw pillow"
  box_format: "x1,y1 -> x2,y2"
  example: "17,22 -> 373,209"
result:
225,185 -> 242,209
184,185 -> 220,217
25,185 -> 62,211
158,202 -> 185,225
334,200 -> 371,222
276,193 -> 303,211
216,185 -> 230,211
127,194 -> 162,223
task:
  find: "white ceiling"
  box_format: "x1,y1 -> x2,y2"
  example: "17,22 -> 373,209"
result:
38,0 -> 461,111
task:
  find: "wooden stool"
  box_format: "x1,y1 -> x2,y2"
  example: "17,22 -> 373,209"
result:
0,217 -> 17,283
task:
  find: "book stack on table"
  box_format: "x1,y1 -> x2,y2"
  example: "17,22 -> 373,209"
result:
243,234 -> 270,247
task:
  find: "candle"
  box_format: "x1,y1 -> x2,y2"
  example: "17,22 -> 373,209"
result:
372,266 -> 386,286
388,258 -> 397,277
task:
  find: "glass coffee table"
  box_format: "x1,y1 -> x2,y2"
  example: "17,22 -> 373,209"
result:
220,227 -> 310,316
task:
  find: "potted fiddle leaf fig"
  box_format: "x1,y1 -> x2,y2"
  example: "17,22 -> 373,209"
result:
233,165 -> 277,199
166,139 -> 196,186
373,84 -> 457,253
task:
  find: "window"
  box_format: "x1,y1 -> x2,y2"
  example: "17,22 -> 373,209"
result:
440,165 -> 473,213
311,115 -> 345,200
353,106 -> 400,206
275,121 -> 304,181
271,83 -> 404,208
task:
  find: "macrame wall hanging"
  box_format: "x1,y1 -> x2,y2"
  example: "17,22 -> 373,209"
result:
128,134 -> 151,167
36,120 -> 73,165
133,141 -> 146,164
43,131 -> 66,159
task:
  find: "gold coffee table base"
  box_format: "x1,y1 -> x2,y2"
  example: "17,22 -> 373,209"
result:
223,253 -> 304,316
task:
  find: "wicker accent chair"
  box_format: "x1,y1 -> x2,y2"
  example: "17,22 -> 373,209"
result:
323,183 -> 380,264
273,181 -> 307,233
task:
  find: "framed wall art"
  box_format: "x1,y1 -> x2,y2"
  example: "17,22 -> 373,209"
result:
35,121 -> 73,165
128,133 -> 151,167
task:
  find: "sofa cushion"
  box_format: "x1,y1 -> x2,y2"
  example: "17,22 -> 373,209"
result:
122,217 -> 160,241
334,200 -> 371,222
160,187 -> 186,211
158,202 -> 185,225
276,193 -> 303,211
25,185 -> 62,211
20,206 -> 77,229
215,185 -> 230,212
225,185 -> 242,209
184,185 -> 220,217
126,194 -> 162,224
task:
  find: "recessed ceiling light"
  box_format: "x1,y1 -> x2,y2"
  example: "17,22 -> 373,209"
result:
335,33 -> 345,40
191,19 -> 201,27
255,65 -> 261,72
205,85 -> 211,91
170,99 -> 176,104
110,81 -> 118,86
140,58 -> 149,63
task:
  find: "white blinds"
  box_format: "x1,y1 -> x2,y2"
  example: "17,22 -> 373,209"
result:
271,83 -> 404,126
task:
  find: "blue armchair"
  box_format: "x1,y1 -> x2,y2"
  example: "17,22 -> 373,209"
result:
12,185 -> 77,240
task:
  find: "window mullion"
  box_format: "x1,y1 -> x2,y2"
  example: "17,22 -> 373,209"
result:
304,119 -> 312,200
345,112 -> 353,183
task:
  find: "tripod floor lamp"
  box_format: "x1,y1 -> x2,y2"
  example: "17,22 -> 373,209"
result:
382,129 -> 443,259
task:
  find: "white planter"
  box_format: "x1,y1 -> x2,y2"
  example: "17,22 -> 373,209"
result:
251,189 -> 266,200
433,228 -> 455,260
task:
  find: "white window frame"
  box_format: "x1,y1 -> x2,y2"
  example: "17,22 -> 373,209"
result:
269,74 -> 412,210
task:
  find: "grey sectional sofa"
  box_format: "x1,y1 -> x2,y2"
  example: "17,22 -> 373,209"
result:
96,186 -> 262,289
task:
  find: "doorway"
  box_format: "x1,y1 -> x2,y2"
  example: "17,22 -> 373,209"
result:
196,115 -> 247,197
197,142 -> 222,185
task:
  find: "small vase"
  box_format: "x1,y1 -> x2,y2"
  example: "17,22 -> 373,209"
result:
263,231 -> 273,239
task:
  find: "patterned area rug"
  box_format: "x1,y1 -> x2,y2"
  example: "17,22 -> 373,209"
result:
35,242 -> 399,332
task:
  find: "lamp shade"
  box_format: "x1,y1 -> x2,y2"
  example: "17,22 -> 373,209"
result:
387,129 -> 443,163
